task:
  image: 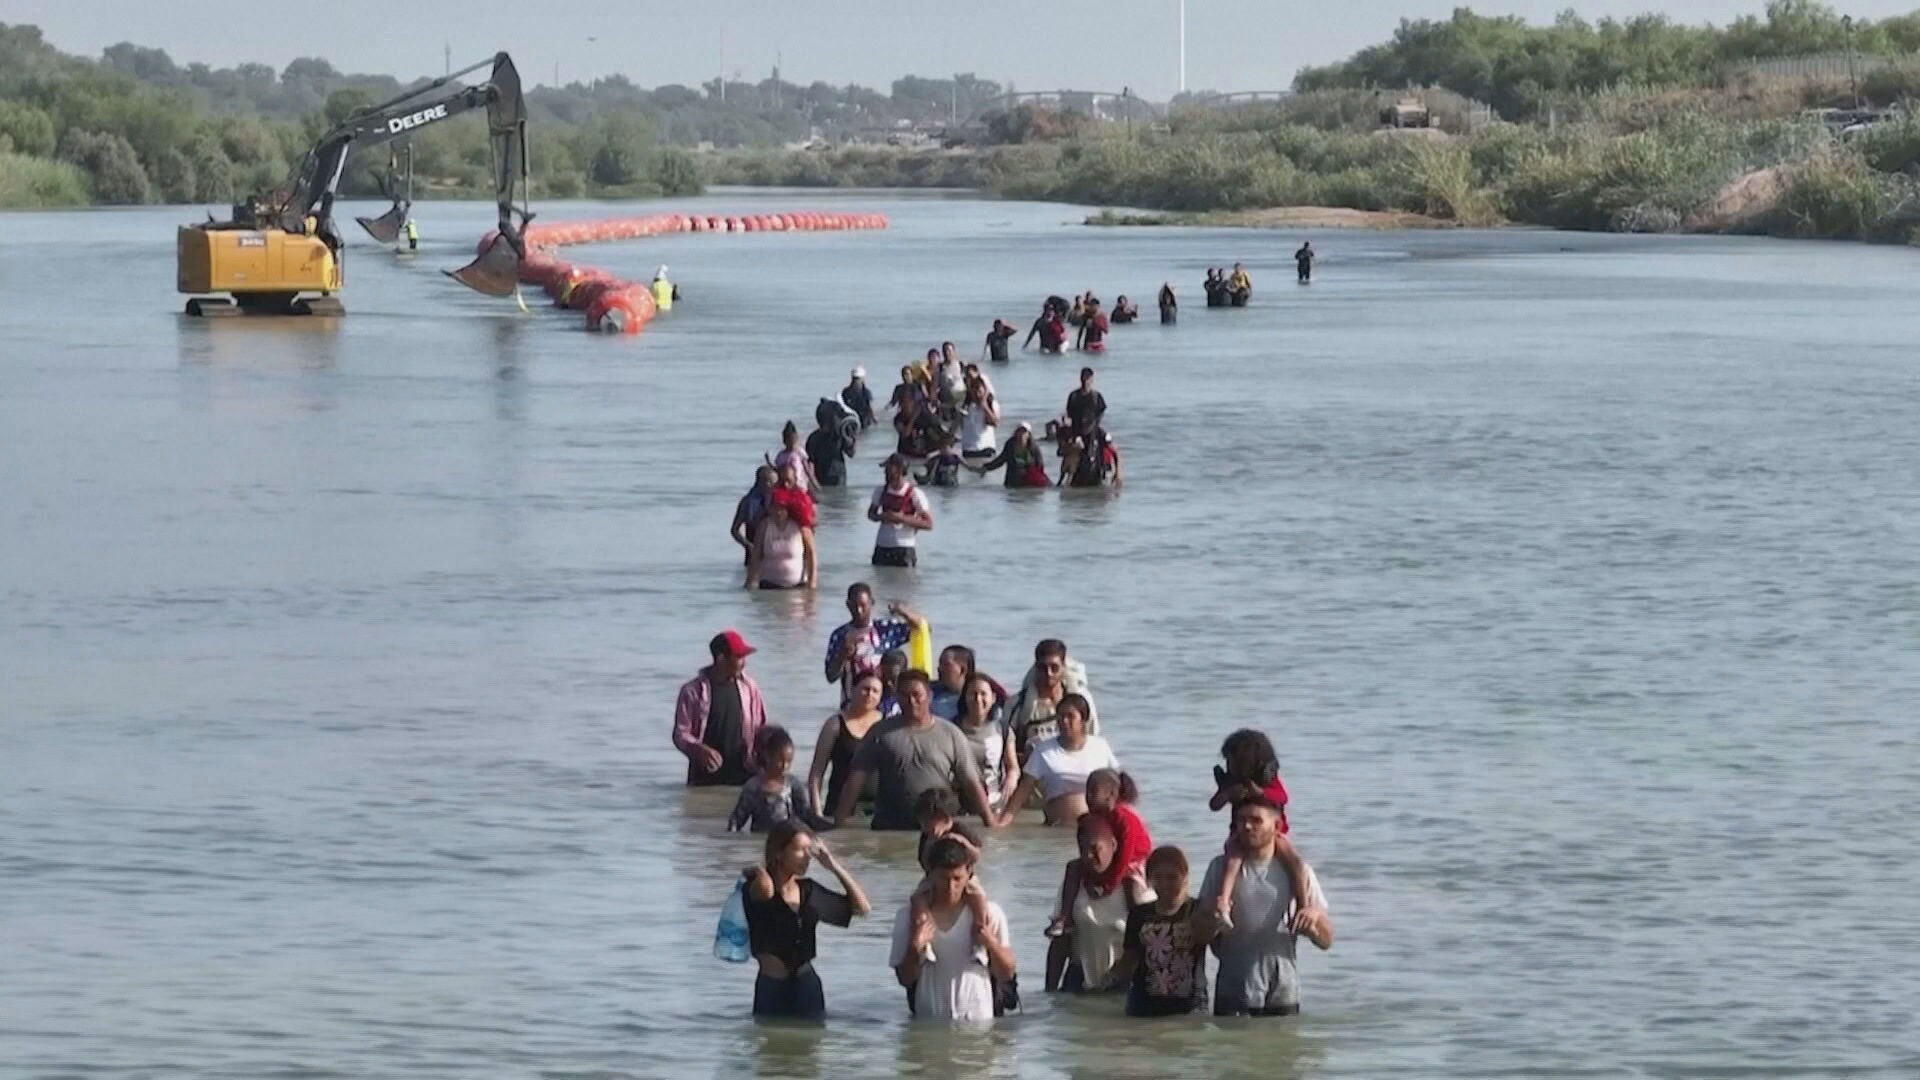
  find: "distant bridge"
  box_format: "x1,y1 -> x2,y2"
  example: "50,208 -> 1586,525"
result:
956,89 -> 1164,129
1177,90 -> 1296,109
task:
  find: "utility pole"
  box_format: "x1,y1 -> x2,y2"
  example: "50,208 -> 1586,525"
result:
1178,0 -> 1187,95
1843,16 -> 1861,110
444,43 -> 451,77
718,25 -> 727,102
553,61 -> 560,88
1124,86 -> 1133,138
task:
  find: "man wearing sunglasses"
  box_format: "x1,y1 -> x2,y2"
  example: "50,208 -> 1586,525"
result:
1005,638 -> 1099,766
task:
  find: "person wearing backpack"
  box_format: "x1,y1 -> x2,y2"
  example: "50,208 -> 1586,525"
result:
869,453 -> 933,568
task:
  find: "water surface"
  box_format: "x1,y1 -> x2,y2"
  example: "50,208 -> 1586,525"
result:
4,193 -> 1919,1079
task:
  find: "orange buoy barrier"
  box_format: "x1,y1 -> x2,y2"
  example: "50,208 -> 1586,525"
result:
475,210 -> 888,336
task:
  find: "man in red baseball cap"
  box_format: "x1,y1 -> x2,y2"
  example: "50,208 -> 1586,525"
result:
671,630 -> 769,787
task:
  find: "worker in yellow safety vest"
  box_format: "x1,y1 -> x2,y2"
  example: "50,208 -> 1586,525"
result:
651,265 -> 674,312
404,217 -> 419,252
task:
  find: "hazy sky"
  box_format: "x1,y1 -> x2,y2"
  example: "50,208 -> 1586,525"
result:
15,0 -> 1920,100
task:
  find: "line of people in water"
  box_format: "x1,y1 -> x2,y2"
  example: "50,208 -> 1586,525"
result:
672,585 -> 1334,1024
727,243 -> 1335,580
1022,292 -> 1137,355
729,333 -> 1125,581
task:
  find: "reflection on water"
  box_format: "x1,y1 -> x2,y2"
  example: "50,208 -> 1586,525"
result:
3,197 -> 1919,1079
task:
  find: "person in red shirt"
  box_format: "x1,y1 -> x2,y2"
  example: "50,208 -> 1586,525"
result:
1044,770 -> 1150,934
1076,298 -> 1110,353
1209,729 -> 1310,928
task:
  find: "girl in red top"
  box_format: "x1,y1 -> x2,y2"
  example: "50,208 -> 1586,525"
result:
1042,769 -> 1149,990
1045,769 -> 1150,936
1210,729 -> 1310,928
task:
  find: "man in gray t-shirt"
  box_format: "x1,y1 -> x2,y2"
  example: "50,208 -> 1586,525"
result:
834,671 -> 998,831
1196,798 -> 1334,1016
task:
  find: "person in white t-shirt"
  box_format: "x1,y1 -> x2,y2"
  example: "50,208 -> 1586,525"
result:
868,453 -> 933,568
959,376 -> 1000,461
996,694 -> 1118,826
937,341 -> 969,408
889,835 -> 1015,1022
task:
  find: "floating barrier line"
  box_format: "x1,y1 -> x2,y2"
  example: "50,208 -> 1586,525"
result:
474,211 -> 890,335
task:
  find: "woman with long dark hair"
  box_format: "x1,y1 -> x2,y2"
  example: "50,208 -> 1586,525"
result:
806,671 -> 885,819
741,821 -> 870,1019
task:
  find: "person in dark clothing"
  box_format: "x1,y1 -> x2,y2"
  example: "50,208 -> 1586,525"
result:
1204,269 -> 1224,308
1295,242 -> 1315,283
731,465 -> 778,566
917,430 -> 964,488
842,367 -> 877,428
743,822 -> 871,1019
671,630 -> 769,787
1158,283 -> 1177,324
1102,846 -> 1209,1016
894,394 -> 943,459
1025,305 -> 1066,355
1062,427 -> 1123,488
1064,368 -> 1107,437
807,408 -> 856,487
985,319 -> 1017,364
970,423 -> 1051,488
1111,296 -> 1138,324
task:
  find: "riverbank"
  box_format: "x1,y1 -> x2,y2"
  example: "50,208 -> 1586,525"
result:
694,88 -> 1920,247
1086,206 -> 1459,230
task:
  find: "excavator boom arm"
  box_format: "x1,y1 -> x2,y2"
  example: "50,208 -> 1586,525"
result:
277,53 -> 529,296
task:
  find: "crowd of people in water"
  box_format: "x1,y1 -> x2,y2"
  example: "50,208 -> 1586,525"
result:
691,253 -> 1331,1024
674,587 -> 1332,1024
729,289 -> 1147,582
727,249 -> 1329,582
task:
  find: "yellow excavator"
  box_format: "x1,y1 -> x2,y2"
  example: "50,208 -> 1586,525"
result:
178,52 -> 531,316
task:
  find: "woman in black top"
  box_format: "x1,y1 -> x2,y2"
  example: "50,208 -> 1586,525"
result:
742,821 -> 870,1020
806,672 -> 885,818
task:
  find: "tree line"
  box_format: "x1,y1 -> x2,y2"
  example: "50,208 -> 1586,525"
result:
0,21 -> 1010,208
1295,1 -> 1920,120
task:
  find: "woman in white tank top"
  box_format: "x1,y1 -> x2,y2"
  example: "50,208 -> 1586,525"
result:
746,492 -> 816,590
1063,814 -> 1153,991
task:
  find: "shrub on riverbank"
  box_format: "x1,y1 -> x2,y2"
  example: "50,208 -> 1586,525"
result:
0,148 -> 88,207
1766,147 -> 1920,240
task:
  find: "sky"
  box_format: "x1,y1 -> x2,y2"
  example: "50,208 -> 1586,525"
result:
13,0 -> 1920,100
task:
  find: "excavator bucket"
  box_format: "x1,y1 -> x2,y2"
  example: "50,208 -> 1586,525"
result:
444,231 -> 522,297
355,203 -> 407,244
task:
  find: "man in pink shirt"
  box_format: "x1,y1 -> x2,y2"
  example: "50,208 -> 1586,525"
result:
673,630 -> 768,787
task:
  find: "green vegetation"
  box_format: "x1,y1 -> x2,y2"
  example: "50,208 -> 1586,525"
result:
0,23 -> 1011,207
0,148 -> 88,207
1048,102 -> 1918,242
675,4 -> 1920,245
1295,1 -> 1920,120
7,5 -> 1920,245
1042,3 -> 1920,244
0,23 -> 720,206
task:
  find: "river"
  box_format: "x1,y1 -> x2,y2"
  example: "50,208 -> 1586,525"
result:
4,191 -> 1918,1079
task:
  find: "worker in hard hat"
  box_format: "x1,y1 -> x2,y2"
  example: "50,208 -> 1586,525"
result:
651,265 -> 675,312
404,216 -> 420,252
